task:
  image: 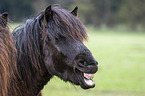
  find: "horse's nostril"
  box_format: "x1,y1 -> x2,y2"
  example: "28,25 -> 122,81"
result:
77,59 -> 88,66
79,60 -> 85,64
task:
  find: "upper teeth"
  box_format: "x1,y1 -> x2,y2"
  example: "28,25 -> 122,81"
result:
84,73 -> 94,80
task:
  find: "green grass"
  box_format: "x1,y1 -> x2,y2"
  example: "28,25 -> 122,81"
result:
10,23 -> 145,96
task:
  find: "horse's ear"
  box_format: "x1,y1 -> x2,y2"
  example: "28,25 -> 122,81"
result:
45,5 -> 53,22
0,12 -> 8,27
1,12 -> 8,22
70,6 -> 78,16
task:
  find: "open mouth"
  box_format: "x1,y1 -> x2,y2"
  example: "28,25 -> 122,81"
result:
74,65 -> 97,89
73,59 -> 98,89
83,73 -> 95,86
79,72 -> 95,89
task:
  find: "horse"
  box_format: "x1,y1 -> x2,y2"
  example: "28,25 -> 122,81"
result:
10,5 -> 98,96
0,13 -> 17,96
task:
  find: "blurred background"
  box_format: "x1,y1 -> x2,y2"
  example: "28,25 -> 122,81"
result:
1,0 -> 145,96
1,0 -> 145,31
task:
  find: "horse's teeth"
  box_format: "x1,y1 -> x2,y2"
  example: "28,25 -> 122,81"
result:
84,73 -> 94,80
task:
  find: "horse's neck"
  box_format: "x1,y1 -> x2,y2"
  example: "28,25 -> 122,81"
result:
10,26 -> 53,96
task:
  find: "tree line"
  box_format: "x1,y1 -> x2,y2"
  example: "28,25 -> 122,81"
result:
0,0 -> 145,29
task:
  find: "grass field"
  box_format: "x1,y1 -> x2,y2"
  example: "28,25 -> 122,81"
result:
10,24 -> 145,96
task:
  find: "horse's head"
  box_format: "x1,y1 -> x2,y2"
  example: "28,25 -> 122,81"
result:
42,5 -> 98,89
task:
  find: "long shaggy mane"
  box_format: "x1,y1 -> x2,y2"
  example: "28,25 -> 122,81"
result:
0,15 -> 16,96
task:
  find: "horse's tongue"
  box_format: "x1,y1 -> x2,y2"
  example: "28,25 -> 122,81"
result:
84,78 -> 94,86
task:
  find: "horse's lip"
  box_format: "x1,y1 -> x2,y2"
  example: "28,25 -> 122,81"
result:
75,63 -> 98,74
